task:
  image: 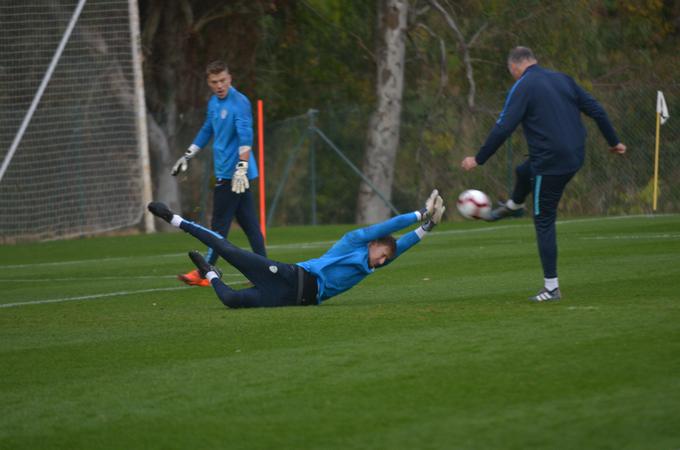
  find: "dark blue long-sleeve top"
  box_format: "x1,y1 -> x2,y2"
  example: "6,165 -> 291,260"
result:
296,212 -> 424,302
475,64 -> 620,175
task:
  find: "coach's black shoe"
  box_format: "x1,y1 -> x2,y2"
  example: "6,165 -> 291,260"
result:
188,250 -> 222,280
488,201 -> 525,222
529,287 -> 561,302
147,202 -> 174,223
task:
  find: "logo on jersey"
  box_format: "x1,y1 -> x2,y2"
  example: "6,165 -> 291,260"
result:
220,108 -> 228,119
269,265 -> 278,273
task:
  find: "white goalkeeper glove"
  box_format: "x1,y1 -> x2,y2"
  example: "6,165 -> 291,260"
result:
171,145 -> 200,176
231,161 -> 249,193
419,189 -> 439,221
422,195 -> 445,232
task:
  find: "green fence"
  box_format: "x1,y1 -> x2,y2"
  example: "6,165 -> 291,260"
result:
259,83 -> 678,226
178,83 -> 678,227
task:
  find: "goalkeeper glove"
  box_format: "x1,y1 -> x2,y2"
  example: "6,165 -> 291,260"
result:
231,161 -> 249,193
422,195 -> 445,232
419,189 -> 439,221
171,145 -> 200,176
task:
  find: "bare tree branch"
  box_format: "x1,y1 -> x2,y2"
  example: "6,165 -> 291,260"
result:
410,0 -> 431,18
415,23 -> 448,92
192,7 -> 232,33
179,0 -> 193,27
300,0 -> 376,62
468,22 -> 488,48
514,3 -> 557,25
429,0 -> 482,109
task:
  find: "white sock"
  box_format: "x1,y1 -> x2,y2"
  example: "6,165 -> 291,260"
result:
170,215 -> 183,227
206,271 -> 218,282
544,277 -> 559,291
506,199 -> 524,210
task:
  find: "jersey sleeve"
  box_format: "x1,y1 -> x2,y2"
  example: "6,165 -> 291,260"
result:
345,212 -> 419,245
377,225 -> 426,269
572,79 -> 620,146
234,95 -> 254,149
394,229 -> 421,257
476,77 -> 529,165
192,105 -> 214,148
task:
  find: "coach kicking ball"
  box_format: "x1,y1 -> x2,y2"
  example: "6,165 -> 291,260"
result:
460,46 -> 626,302
148,190 -> 445,308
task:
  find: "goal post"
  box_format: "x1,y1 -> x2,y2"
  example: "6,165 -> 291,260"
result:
0,0 -> 153,243
128,0 -> 154,234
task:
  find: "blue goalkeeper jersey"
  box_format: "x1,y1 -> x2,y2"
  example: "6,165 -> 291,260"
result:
296,212 -> 423,302
192,86 -> 258,180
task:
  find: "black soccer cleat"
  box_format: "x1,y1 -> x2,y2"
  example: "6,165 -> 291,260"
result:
488,201 -> 525,222
188,250 -> 222,280
529,287 -> 561,302
147,201 -> 174,223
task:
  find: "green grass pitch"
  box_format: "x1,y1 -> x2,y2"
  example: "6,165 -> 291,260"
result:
1,215 -> 679,449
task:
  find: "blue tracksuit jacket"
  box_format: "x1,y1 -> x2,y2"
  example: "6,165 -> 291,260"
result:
476,65 -> 620,175
192,86 -> 259,180
296,212 -> 423,302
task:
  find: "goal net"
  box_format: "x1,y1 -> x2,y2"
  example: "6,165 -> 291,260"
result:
0,0 -> 151,243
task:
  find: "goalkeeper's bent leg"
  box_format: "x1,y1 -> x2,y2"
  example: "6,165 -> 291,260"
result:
179,219 -> 281,287
210,280 -> 264,308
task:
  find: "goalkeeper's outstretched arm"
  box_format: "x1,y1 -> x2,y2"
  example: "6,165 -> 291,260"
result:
392,193 -> 445,260
346,190 -> 441,244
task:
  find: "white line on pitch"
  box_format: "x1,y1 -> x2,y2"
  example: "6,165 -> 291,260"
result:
0,280 -> 251,309
579,234 -> 680,240
1,214 -> 677,309
0,273 -> 245,283
0,242 -> 336,269
1,214 -> 677,270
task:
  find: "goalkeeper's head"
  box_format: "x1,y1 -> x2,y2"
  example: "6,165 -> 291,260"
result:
368,236 -> 397,268
206,60 -> 232,99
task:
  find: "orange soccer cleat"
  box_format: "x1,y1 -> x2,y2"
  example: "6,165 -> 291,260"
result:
177,269 -> 211,287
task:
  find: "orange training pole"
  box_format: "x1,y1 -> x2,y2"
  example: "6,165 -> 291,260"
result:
257,99 -> 267,241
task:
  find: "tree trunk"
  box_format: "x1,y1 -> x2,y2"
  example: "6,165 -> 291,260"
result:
356,0 -> 408,224
147,114 -> 182,230
139,0 -> 267,218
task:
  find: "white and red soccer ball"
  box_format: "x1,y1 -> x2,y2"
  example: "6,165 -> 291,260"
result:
456,189 -> 491,220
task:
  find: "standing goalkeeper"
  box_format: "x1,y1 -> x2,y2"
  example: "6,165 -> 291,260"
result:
461,46 -> 626,302
171,60 -> 266,287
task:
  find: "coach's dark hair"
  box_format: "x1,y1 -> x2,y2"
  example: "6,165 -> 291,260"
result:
206,60 -> 229,76
372,235 -> 397,259
508,46 -> 536,64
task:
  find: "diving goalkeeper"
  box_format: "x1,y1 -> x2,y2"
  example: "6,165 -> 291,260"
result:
147,190 -> 445,308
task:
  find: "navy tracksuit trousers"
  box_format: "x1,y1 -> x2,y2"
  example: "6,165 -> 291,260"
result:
181,220 -> 302,308
511,160 -> 575,279
206,185 -> 266,265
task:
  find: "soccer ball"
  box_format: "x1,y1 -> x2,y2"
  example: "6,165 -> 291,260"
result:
456,189 -> 491,220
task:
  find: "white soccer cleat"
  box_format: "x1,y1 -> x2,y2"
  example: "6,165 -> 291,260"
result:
529,287 -> 561,302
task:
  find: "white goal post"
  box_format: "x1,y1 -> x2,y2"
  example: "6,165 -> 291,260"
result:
0,0 -> 153,243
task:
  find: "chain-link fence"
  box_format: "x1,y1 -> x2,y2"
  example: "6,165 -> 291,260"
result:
176,105 -> 372,227
260,81 -> 678,225
175,76 -> 679,227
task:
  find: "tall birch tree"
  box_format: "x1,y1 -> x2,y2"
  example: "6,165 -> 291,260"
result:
356,0 -> 408,224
